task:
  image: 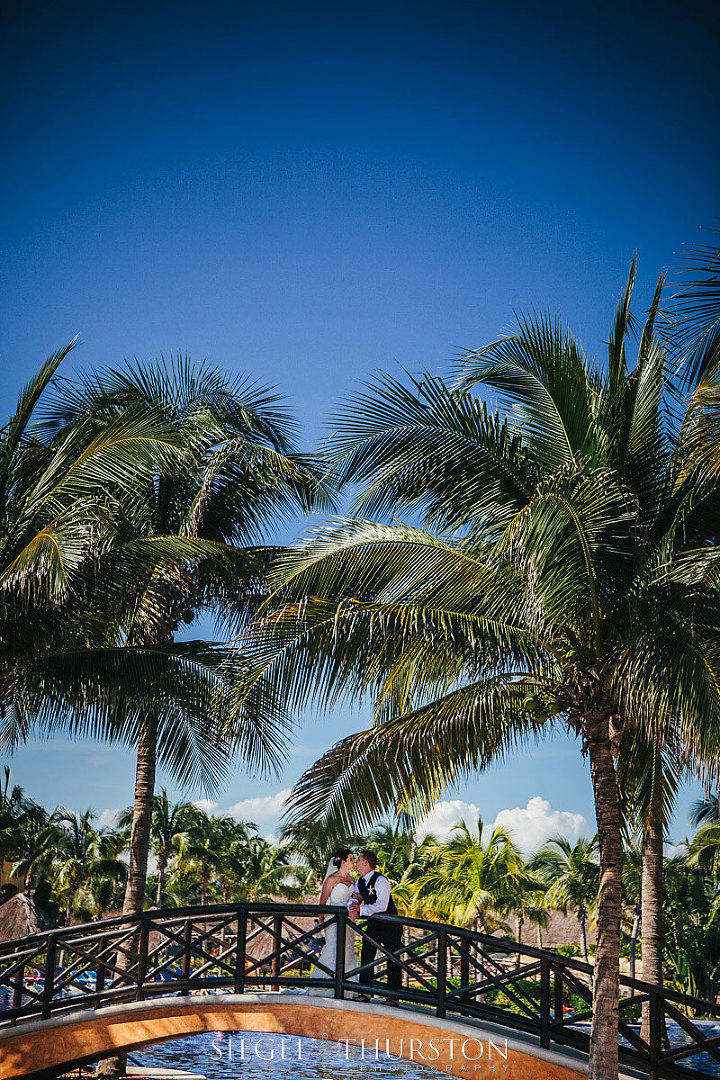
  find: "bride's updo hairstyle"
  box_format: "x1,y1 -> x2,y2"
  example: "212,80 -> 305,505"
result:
330,848 -> 352,870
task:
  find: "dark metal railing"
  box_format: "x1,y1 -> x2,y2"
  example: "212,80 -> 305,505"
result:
1,902 -> 719,1080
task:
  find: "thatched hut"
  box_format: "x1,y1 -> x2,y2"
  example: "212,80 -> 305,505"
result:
0,892 -> 58,942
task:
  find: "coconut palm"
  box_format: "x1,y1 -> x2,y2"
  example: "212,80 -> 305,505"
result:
617,727 -> 683,1036
117,790 -> 197,908
31,356 -> 328,917
531,836 -> 600,964
0,346 -> 233,769
414,818 -> 535,932
246,258 -> 720,1080
0,768 -> 46,891
663,852 -> 720,1002
238,833 -> 303,900
180,808 -> 229,906
620,841 -> 643,982
48,810 -> 126,925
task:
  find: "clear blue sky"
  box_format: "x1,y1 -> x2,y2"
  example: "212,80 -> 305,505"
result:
1,0 -> 718,844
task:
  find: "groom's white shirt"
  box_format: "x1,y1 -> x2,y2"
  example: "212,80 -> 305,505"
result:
351,870 -> 391,917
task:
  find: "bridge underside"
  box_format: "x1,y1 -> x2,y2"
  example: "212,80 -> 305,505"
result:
0,994 -> 589,1080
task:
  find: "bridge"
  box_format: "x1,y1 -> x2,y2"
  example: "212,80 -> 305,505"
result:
0,903 -> 718,1080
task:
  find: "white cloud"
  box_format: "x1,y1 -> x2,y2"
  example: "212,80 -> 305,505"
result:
415,796 -> 587,854
97,808 -> 121,829
492,797 -> 587,855
192,798 -> 218,815
226,789 -> 292,827
415,799 -> 481,841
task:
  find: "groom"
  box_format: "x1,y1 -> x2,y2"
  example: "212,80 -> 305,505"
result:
349,849 -> 402,1003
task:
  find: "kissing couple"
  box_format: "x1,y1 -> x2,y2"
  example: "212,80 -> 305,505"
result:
315,847 -> 402,1003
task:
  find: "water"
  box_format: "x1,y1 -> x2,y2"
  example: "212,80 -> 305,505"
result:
130,1023 -> 720,1079
131,1032 -> 450,1079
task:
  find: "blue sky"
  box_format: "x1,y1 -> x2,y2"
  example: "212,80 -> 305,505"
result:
1,0 -> 718,847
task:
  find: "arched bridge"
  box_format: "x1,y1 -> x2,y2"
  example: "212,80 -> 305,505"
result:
0,903 -> 718,1079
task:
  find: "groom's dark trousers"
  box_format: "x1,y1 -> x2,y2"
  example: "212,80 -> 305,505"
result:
359,916 -> 403,994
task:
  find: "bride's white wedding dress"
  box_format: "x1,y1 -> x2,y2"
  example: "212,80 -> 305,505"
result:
313,881 -> 358,995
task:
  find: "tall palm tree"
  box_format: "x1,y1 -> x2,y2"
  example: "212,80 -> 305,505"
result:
246,259 -> 720,1080
1,346 -> 230,766
617,727 -> 682,1035
620,841 -> 643,983
239,833 -> 302,900
32,356 -> 327,917
531,836 -> 600,964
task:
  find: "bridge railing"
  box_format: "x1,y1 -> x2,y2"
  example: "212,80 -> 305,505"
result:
1,902 -> 720,1080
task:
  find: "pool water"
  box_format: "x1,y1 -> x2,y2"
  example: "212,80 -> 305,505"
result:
132,1032 -> 449,1079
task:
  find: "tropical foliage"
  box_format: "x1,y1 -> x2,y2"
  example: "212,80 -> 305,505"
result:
243,247 -> 720,1080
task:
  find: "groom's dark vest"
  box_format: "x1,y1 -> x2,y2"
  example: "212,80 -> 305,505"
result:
358,871 -> 397,916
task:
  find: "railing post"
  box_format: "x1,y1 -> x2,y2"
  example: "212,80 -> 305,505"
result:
12,963 -> 24,1011
648,990 -> 660,1080
42,933 -> 57,1019
182,919 -> 193,986
460,938 -> 470,1005
335,910 -> 347,999
436,926 -> 447,1018
272,912 -> 282,990
136,912 -> 149,1001
95,950 -> 105,1002
540,955 -> 550,1049
554,964 -> 563,1025
235,906 -> 247,995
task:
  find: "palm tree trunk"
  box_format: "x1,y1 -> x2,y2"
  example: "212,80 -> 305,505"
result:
101,712 -> 157,1080
629,902 -> 641,982
536,924 -> 543,948
586,710 -> 622,1080
123,711 -> 157,915
65,889 -> 76,926
156,852 -> 167,908
640,809 -> 664,1040
579,909 -> 590,965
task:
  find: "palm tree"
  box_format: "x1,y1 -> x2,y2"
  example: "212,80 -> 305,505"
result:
0,347 -> 232,764
620,841 -> 642,982
247,259 -> 720,1080
0,768 -> 46,893
617,728 -> 683,1037
663,852 -> 720,1003
214,818 -> 259,902
49,810 -> 126,925
531,836 -> 600,964
181,808 -> 227,906
117,790 -> 197,907
414,818 -> 536,932
31,356 -> 327,917
239,833 -> 303,900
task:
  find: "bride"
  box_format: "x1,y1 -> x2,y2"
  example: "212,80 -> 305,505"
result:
313,848 -> 358,994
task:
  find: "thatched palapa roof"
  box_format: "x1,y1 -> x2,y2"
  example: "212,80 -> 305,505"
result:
0,892 -> 58,942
